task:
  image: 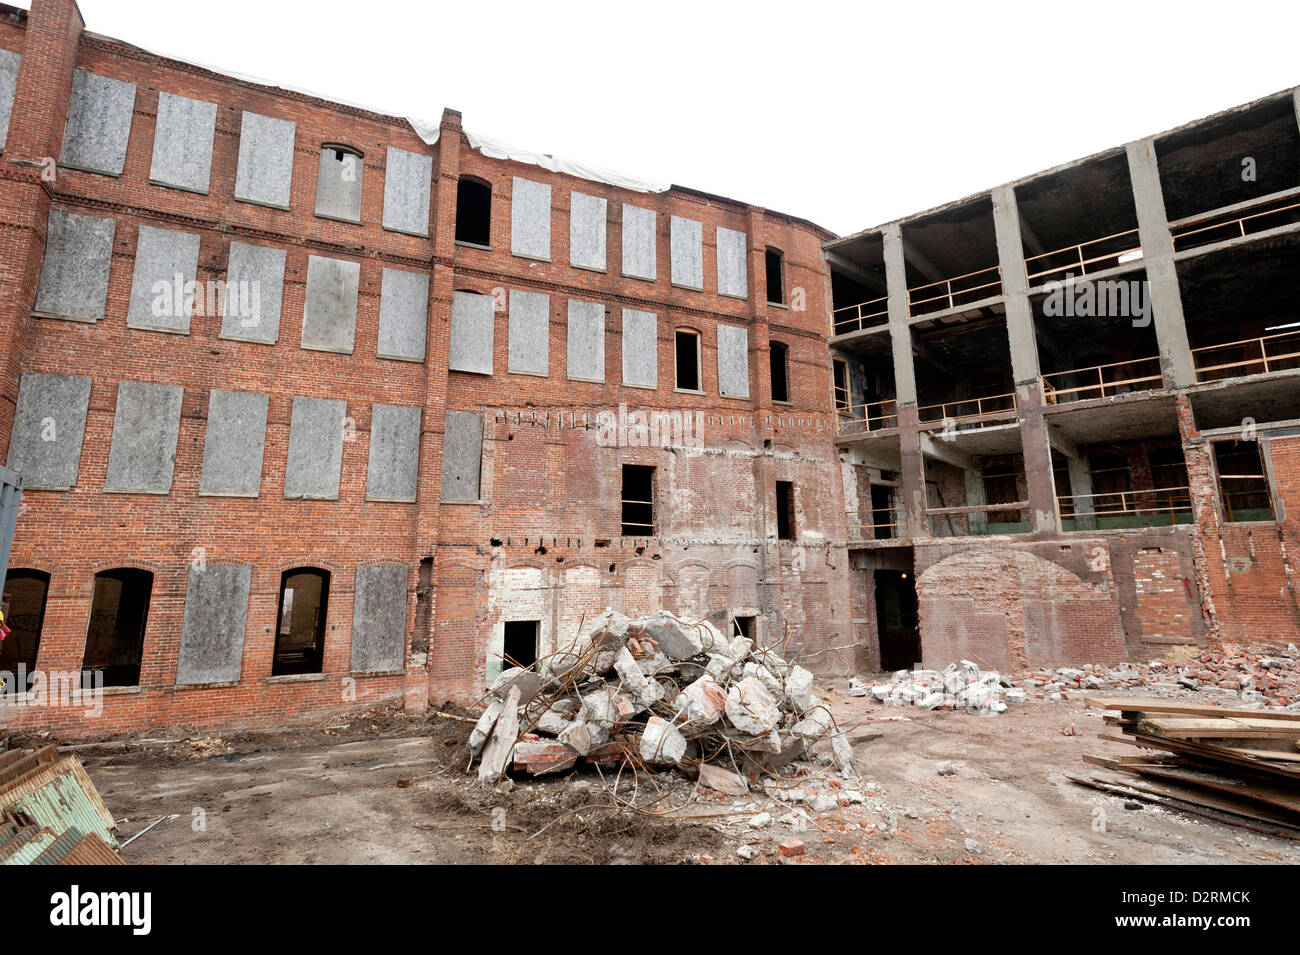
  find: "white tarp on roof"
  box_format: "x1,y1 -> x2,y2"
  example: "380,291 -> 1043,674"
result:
407,117 -> 669,194
88,31 -> 669,196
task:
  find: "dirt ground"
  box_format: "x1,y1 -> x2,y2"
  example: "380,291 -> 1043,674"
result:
35,679 -> 1300,865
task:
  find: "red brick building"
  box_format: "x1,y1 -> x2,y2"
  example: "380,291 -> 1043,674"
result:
2,0 -> 1296,739
0,0 -> 850,736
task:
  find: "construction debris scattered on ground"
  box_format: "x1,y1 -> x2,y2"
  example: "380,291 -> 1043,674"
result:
466,610 -> 854,807
855,645 -> 1300,716
1073,697 -> 1300,840
0,745 -> 122,865
853,662 -> 1024,714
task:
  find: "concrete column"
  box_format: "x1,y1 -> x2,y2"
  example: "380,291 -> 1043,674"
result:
1067,457 -> 1096,531
964,468 -> 988,535
991,185 -> 1041,386
882,224 -> 917,405
992,185 -> 1057,532
897,403 -> 928,538
1127,138 -> 1196,388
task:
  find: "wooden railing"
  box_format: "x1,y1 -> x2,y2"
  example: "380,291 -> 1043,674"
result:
835,397 -> 899,434
917,392 -> 1017,429
1057,486 -> 1192,521
907,265 -> 1003,316
1171,190 -> 1300,253
926,500 -> 1029,536
1041,356 -> 1163,404
832,296 -> 889,335
1024,229 -> 1142,285
1191,329 -> 1300,382
847,521 -> 906,541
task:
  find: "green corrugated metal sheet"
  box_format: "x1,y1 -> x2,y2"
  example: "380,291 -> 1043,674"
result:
2,757 -> 118,849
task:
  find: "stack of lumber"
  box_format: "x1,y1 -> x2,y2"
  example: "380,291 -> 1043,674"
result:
1071,697 -> 1300,839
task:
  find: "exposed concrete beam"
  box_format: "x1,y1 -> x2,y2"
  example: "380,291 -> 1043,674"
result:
910,333 -> 954,377
920,432 -> 975,471
825,251 -> 888,294
902,240 -> 945,284
1018,210 -> 1046,257
1047,423 -> 1080,460
839,444 -> 902,471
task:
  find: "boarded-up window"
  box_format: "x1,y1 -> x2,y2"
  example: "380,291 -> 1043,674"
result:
622,309 -> 657,388
441,411 -> 484,501
301,255 -> 360,354
449,290 -> 495,374
570,191 -> 607,270
284,397 -> 346,500
377,268 -> 429,362
60,70 -> 136,176
176,564 -> 252,685
33,210 -> 115,322
621,204 -> 656,281
670,216 -> 703,290
6,372 -> 92,490
315,145 -> 364,222
234,111 -> 296,209
511,176 -> 551,260
508,289 -> 550,376
383,146 -> 433,237
149,91 -> 217,193
104,382 -> 184,495
717,324 -> 750,398
567,300 -> 605,382
716,227 -> 748,299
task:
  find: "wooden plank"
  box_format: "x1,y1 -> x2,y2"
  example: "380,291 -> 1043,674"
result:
1117,763 -> 1300,817
1219,746 -> 1300,763
1084,772 -> 1300,830
1067,774 -> 1300,840
1085,697 -> 1300,722
1139,716 -> 1300,740
1125,730 -> 1300,780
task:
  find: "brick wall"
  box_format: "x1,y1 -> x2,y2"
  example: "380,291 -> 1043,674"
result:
0,0 -> 853,737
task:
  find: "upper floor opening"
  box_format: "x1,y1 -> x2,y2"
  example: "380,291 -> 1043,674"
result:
1158,93 -> 1300,248
902,196 -> 1001,317
1016,150 -> 1141,289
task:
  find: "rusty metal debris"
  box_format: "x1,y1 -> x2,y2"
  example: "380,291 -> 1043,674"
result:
465,611 -> 854,808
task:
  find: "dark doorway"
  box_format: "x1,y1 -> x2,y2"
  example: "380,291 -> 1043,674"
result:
502,620 -> 539,670
732,615 -> 754,640
83,568 -> 152,687
874,569 -> 919,671
1,569 -> 49,693
273,568 -> 330,675
870,485 -> 895,539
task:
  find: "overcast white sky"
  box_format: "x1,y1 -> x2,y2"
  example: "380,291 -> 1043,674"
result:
22,0 -> 1300,234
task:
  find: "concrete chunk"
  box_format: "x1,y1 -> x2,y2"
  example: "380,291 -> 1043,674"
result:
725,677 -> 782,735
640,716 -> 686,765
676,677 -> 727,726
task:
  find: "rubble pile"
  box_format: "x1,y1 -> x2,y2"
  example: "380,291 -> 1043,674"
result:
467,610 -> 854,789
851,661 -> 1023,715
853,644 -> 1300,715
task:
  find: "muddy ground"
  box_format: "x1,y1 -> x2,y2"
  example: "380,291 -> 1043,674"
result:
29,680 -> 1300,865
